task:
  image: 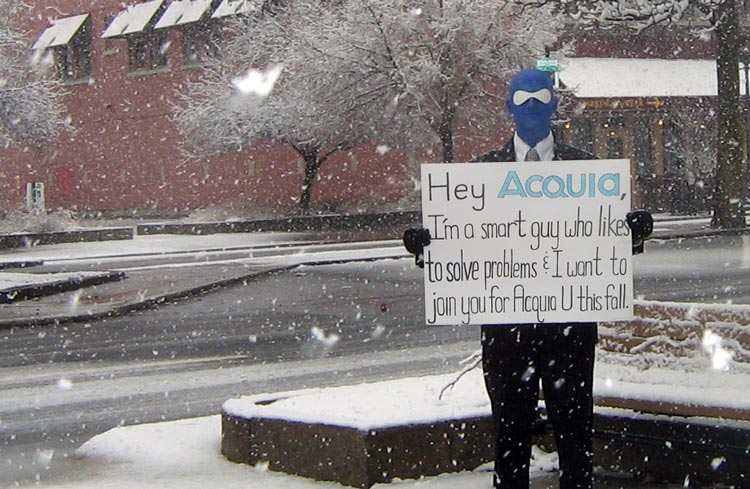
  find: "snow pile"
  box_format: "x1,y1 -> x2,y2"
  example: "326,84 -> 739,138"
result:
224,348 -> 750,429
0,210 -> 80,234
60,416 -> 327,489
224,370 -> 490,430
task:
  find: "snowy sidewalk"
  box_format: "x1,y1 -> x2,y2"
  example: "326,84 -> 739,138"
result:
14,355 -> 749,489
0,232 -> 408,327
7,415 -> 580,489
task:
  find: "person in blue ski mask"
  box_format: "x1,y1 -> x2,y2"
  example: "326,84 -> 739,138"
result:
404,68 -> 653,489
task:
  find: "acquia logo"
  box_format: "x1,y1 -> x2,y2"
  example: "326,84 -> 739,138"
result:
497,170 -> 620,199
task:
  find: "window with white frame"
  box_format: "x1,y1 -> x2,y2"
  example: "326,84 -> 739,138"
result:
33,14 -> 92,81
55,19 -> 92,80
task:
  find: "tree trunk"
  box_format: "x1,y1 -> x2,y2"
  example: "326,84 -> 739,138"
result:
440,128 -> 454,163
299,147 -> 322,216
437,109 -> 455,163
712,0 -> 747,228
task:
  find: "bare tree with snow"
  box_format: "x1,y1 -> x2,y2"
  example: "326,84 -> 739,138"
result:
518,0 -> 747,227
174,0 -> 563,214
0,2 -> 68,149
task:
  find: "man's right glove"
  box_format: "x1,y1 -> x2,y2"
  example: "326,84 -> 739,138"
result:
626,210 -> 653,255
403,228 -> 431,268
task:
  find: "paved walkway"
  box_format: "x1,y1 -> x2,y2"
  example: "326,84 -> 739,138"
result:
0,224 -> 407,327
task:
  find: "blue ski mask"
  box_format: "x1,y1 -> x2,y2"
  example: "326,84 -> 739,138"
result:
506,69 -> 558,148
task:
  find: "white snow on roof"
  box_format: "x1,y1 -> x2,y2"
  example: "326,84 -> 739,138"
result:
155,0 -> 212,29
559,57 -> 720,98
32,14 -> 89,50
211,0 -> 259,18
102,0 -> 164,38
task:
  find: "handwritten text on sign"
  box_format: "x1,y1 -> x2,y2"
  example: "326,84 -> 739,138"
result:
420,160 -> 634,326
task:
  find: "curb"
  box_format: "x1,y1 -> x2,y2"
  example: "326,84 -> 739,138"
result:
0,270 -> 127,304
651,226 -> 750,240
0,266 -> 289,328
136,211 -> 421,235
0,260 -> 44,270
0,212 -> 421,250
0,227 -> 134,250
0,212 -> 743,250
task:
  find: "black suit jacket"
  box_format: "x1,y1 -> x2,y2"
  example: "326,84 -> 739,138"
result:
473,137 -> 598,330
472,138 -> 595,163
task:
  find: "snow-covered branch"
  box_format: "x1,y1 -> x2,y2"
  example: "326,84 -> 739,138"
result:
173,0 -> 564,211
0,1 -> 68,148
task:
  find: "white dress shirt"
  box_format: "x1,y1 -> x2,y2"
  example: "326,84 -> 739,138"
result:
513,132 -> 554,162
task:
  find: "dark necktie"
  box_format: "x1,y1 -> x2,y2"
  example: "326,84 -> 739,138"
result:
525,148 -> 540,161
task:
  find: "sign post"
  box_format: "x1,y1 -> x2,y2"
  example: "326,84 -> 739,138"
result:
420,160 -> 633,326
26,182 -> 45,215
536,56 -> 560,88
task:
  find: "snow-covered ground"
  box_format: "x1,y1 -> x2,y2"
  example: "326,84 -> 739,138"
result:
15,351 -> 748,489
56,414 -> 577,489
14,407 -> 558,489
2,220 -> 748,488
0,213 -> 713,290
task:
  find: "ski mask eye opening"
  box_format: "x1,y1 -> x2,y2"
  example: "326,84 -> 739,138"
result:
512,88 -> 552,106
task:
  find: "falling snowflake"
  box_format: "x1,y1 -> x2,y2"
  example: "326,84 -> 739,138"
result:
232,64 -> 283,97
701,329 -> 732,371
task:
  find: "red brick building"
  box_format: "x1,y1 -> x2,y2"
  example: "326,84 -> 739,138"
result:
0,2 -> 723,216
2,0 -> 421,217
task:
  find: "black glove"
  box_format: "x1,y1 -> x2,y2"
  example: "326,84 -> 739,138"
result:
626,210 -> 653,255
403,228 -> 431,268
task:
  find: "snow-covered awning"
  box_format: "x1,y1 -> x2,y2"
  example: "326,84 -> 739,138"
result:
211,0 -> 259,18
559,58 -> 719,98
32,14 -> 89,50
102,0 -> 164,38
155,0 -> 212,29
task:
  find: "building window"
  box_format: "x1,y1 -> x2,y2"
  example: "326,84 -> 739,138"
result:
607,137 -> 623,159
127,31 -> 168,71
54,19 -> 92,81
570,117 -> 593,154
634,116 -> 654,176
32,14 -> 92,82
182,21 -> 222,65
663,118 -> 684,176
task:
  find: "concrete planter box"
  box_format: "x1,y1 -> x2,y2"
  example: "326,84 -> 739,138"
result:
221,373 -> 750,489
222,410 -> 493,489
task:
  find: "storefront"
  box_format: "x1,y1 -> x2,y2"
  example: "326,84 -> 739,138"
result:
557,57 -> 720,213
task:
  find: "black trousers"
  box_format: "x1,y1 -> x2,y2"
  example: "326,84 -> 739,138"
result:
481,322 -> 597,489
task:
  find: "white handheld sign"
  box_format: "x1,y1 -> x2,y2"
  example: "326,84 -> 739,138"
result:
420,160 -> 634,326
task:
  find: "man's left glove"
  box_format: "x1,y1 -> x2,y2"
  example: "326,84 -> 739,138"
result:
403,228 -> 431,268
626,210 -> 653,255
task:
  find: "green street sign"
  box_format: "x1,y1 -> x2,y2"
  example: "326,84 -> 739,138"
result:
537,57 -> 559,72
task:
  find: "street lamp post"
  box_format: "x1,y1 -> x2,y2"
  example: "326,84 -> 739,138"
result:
740,47 -> 750,209
740,47 -> 750,134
